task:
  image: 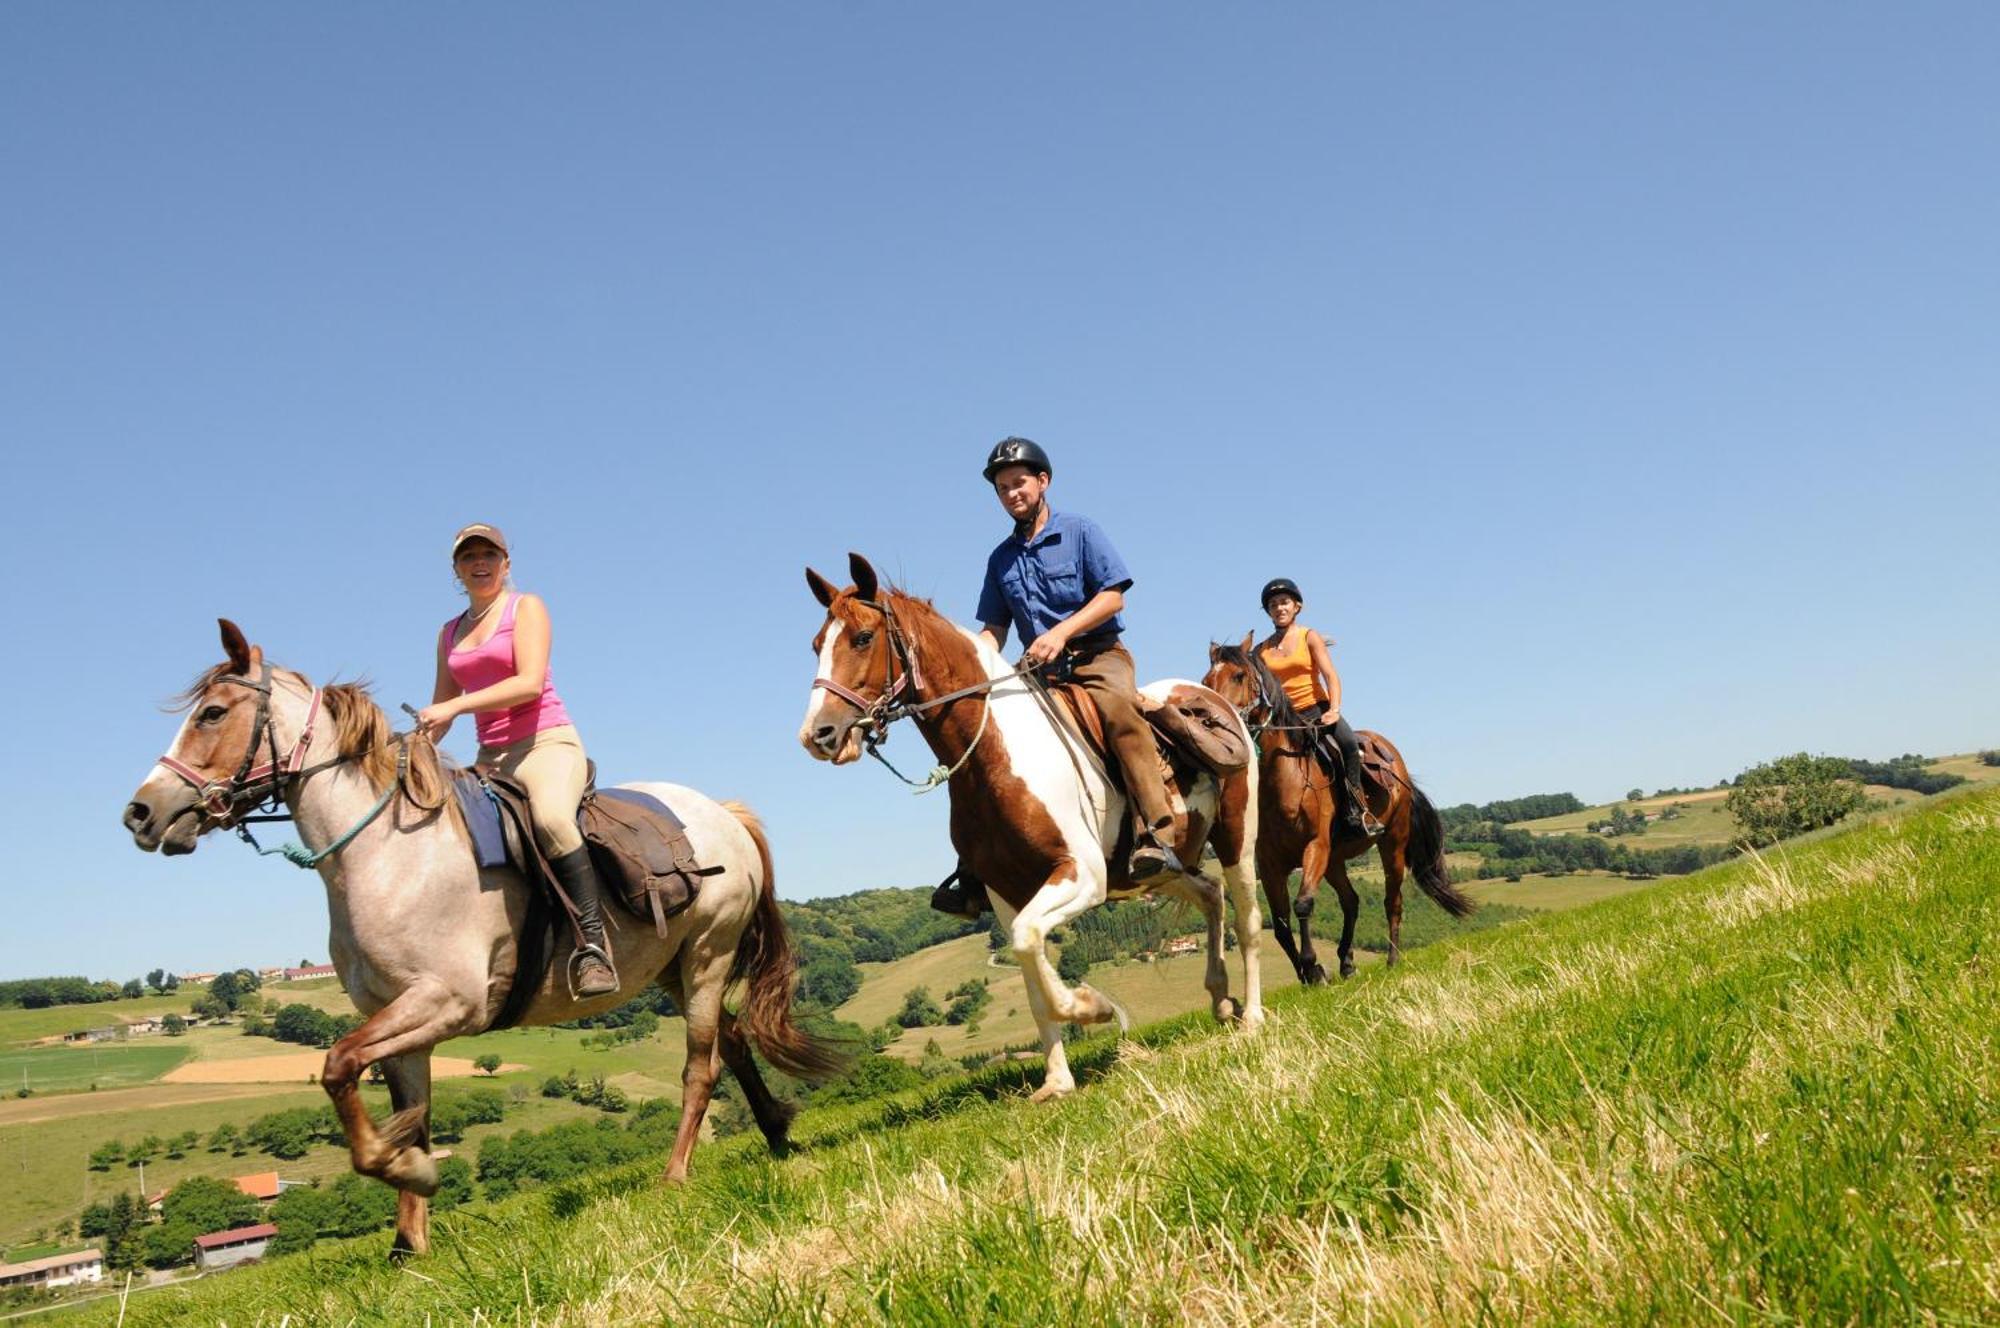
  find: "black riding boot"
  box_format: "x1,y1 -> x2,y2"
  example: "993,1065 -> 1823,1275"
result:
930,863 -> 989,920
1327,720 -> 1385,838
550,847 -> 620,997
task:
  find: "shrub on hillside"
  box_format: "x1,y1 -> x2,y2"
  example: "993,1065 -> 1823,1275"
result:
895,986 -> 944,1028
1727,753 -> 1866,847
1982,750 -> 2000,767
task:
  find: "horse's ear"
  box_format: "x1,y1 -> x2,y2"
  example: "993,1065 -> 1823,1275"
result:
1208,640 -> 1222,663
847,552 -> 878,603
806,568 -> 838,608
1240,631 -> 1255,654
219,619 -> 253,675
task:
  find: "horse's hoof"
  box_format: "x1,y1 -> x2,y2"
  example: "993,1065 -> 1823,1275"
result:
1028,1080 -> 1075,1104
1214,996 -> 1242,1024
1339,960 -> 1356,979
1304,964 -> 1329,986
1239,1008 -> 1267,1034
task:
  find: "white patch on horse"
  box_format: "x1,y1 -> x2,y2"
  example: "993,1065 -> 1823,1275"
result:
798,620 -> 846,752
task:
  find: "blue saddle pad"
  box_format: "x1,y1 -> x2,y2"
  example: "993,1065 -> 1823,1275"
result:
452,773 -> 511,869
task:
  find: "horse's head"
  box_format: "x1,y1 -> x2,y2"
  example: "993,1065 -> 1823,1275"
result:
798,552 -> 911,766
124,619 -> 320,855
1202,632 -> 1269,722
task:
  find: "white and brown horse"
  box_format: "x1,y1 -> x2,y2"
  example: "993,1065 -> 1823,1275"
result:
799,555 -> 1264,1101
122,620 -> 843,1257
1203,637 -> 1473,982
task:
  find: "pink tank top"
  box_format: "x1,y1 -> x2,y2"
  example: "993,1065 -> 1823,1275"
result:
440,594 -> 573,748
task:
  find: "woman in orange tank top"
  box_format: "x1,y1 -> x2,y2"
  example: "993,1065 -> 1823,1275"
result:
1257,578 -> 1383,836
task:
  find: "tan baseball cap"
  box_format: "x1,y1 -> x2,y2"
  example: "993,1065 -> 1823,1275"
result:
450,523 -> 509,557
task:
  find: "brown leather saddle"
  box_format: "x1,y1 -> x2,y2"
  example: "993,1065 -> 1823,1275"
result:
473,763 -> 719,939
1045,680 -> 1251,788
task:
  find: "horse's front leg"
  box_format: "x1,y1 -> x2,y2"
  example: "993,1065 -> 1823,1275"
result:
1257,840 -> 1304,980
1159,871 -> 1231,1023
321,980 -> 483,1202
377,1053 -> 434,1257
1000,866 -> 1119,1103
1294,832 -> 1333,985
663,946 -> 731,1184
1327,857 -> 1362,979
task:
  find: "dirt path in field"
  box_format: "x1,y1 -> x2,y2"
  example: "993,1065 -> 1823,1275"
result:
162,1053 -> 523,1084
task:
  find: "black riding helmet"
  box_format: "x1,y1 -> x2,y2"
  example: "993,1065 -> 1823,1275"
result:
1261,577 -> 1303,610
982,436 -> 1053,483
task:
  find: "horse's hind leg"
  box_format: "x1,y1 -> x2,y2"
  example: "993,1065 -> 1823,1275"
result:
377,1054 -> 434,1258
718,1010 -> 796,1156
663,947 -> 731,1184
1379,838 -> 1407,967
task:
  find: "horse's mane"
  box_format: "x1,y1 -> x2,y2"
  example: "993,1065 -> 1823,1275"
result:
172,661 -> 457,811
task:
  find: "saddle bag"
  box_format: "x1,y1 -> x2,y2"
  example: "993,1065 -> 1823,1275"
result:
579,788 -> 720,936
1147,686 -> 1252,777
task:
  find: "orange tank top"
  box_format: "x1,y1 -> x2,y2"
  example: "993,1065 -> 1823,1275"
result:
1259,628 -> 1329,713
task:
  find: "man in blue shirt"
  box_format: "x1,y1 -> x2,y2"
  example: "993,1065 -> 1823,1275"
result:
932,437 -> 1183,918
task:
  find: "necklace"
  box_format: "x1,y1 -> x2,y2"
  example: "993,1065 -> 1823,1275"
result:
462,593 -> 505,629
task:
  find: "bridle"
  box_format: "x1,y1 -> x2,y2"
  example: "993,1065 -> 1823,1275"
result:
157,662 -> 324,826
156,663 -> 443,869
812,595 -> 1032,794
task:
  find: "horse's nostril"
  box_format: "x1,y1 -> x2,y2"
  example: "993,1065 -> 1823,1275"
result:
813,726 -> 835,742
123,801 -> 150,830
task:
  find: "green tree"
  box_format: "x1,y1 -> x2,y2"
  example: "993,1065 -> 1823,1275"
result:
894,986 -> 944,1028
1627,788 -> 1644,801
1057,945 -> 1091,984
88,1140 -> 125,1171
146,968 -> 168,994
1727,753 -> 1867,847
205,1123 -> 239,1154
474,1053 -> 502,1076
162,1013 -> 187,1036
126,1134 -> 162,1167
121,978 -> 144,999
161,1175 -> 259,1235
268,1185 -> 337,1255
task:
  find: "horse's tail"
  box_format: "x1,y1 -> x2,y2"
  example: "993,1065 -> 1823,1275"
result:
724,801 -> 851,1082
1408,786 -> 1476,918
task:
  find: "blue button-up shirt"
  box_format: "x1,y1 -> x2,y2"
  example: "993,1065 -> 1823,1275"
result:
976,508 -> 1133,649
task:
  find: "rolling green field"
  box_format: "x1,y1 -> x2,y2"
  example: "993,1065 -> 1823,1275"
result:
76,781 -> 1999,1324
0,1043 -> 191,1096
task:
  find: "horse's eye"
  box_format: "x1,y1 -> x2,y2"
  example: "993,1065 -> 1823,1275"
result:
199,705 -> 227,725
852,630 -> 875,648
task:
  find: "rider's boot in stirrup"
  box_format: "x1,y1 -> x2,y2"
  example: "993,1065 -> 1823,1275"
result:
1127,821 -> 1184,882
551,847 -> 620,996
930,864 -> 988,920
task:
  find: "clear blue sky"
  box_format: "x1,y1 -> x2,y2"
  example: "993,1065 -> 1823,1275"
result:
3,5 -> 1995,980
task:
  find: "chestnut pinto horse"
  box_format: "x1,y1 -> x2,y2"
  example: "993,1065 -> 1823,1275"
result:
1203,638 -> 1473,982
122,621 -> 844,1257
800,555 -> 1264,1101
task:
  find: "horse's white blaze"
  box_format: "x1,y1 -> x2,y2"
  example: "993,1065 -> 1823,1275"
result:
799,620 -> 847,753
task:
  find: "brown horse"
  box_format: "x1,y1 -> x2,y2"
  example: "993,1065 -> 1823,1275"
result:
122,620 -> 845,1257
1203,637 -> 1473,982
800,555 -> 1264,1101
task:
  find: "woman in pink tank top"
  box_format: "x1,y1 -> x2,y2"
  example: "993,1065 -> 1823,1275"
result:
414,523 -> 620,997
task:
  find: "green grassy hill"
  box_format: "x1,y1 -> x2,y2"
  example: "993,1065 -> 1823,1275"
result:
68,782 -> 2000,1325
1511,750 -> 2000,846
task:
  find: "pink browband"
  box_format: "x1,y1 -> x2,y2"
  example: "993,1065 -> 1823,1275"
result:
159,685 -> 324,820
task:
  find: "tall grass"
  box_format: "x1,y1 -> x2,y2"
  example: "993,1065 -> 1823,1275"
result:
86,789 -> 2000,1325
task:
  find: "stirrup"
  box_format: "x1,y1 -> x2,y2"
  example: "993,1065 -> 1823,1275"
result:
567,944 -> 619,999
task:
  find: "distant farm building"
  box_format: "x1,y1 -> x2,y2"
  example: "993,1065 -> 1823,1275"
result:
0,1248 -> 104,1290
149,1172 -> 290,1214
282,964 -> 337,981
193,1223 -> 277,1271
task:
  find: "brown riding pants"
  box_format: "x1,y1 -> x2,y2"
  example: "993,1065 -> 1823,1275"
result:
1067,644 -> 1176,832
